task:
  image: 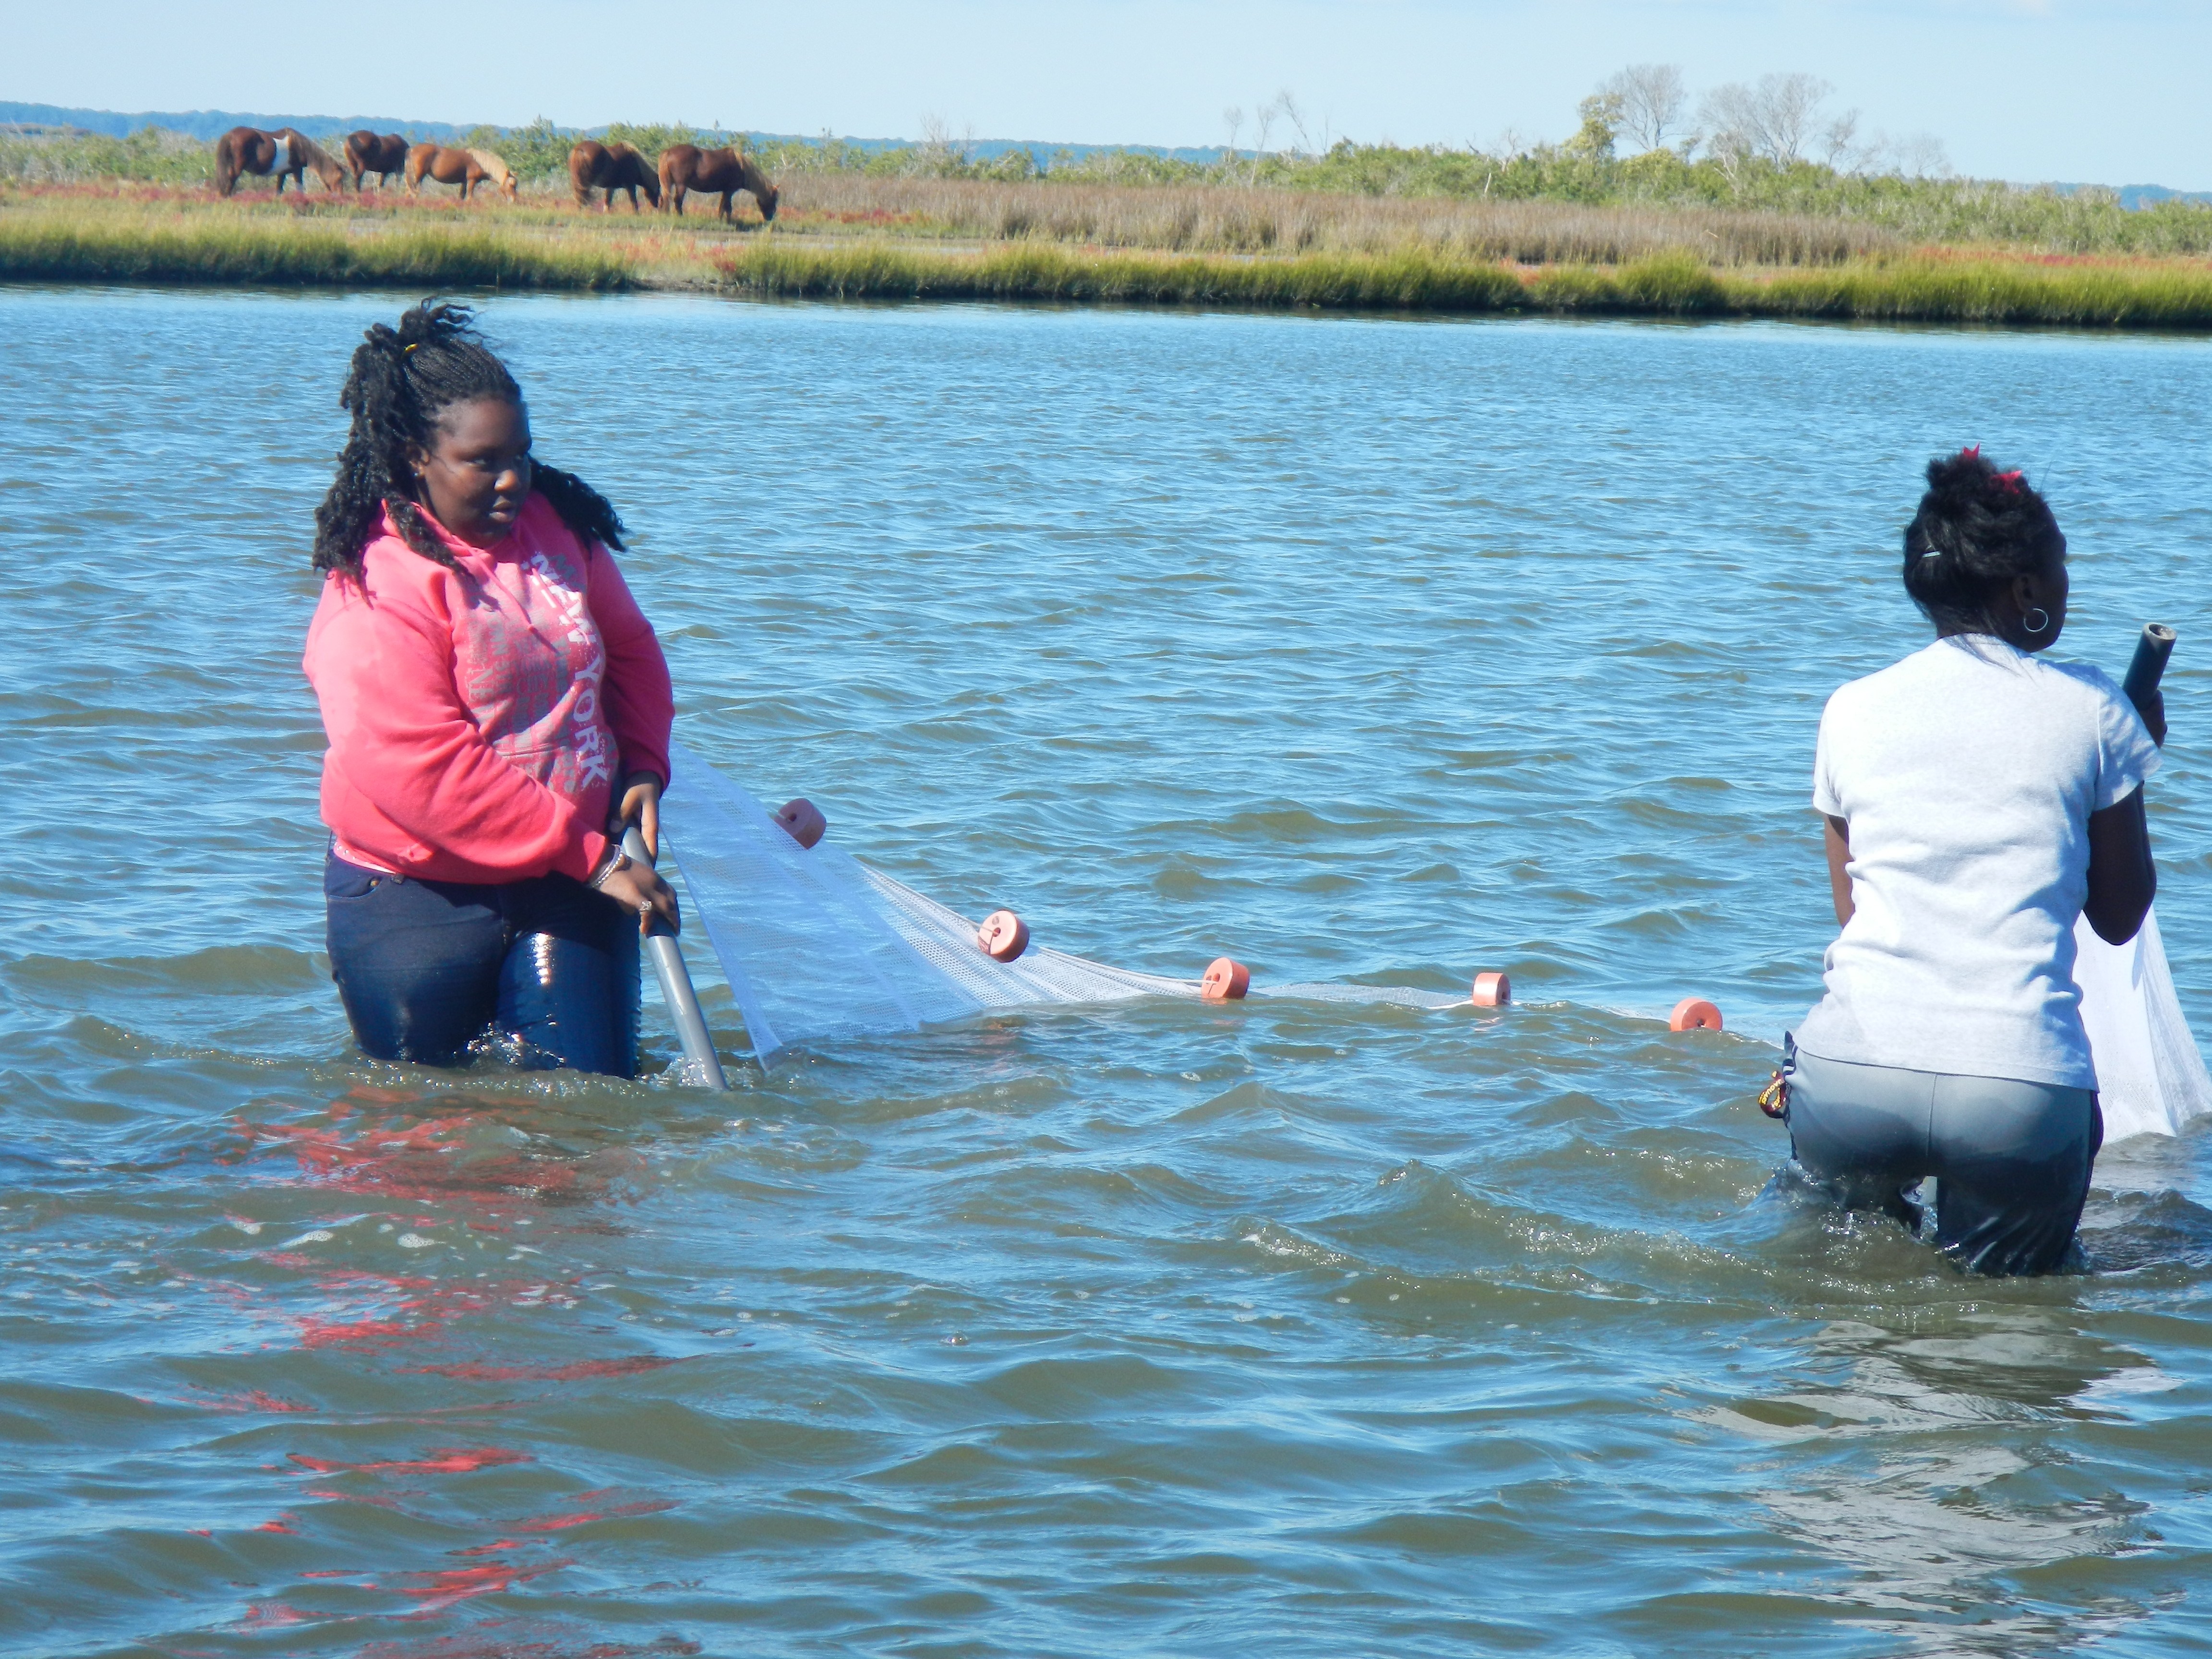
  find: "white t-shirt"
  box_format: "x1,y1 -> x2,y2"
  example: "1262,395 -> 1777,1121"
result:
1796,636 -> 2160,1089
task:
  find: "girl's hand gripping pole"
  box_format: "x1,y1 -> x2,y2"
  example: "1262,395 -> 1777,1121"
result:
622,824 -> 730,1090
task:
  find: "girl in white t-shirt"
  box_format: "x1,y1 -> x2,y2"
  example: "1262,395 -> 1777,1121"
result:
1784,448 -> 2164,1275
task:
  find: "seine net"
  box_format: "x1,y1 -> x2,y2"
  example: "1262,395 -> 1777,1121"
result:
663,745 -> 2207,1136
2075,909 -> 2212,1142
661,741 -> 1464,1067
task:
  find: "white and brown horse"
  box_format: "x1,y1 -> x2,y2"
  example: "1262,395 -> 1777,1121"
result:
569,139 -> 661,212
405,145 -> 518,201
343,131 -> 410,191
658,144 -> 778,222
214,127 -> 347,195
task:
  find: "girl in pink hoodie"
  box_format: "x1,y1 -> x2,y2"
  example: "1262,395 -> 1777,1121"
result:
305,301 -> 680,1077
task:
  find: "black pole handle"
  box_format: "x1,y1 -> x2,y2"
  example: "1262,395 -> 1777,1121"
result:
2122,623 -> 2177,715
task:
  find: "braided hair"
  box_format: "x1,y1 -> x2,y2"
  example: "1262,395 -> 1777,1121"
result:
1901,447 -> 2064,635
312,299 -> 626,580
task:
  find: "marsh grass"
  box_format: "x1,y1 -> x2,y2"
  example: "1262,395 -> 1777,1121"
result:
0,202 -> 640,289
712,240 -> 2212,328
773,175 -> 1898,266
718,240 -> 1528,309
1751,258 -> 2212,327
10,189 -> 2212,329
22,120 -> 2212,258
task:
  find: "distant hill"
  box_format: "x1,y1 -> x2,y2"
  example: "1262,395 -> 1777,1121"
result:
0,100 -> 472,143
2040,180 -> 2212,210
0,99 -> 1226,164
2117,183 -> 2212,210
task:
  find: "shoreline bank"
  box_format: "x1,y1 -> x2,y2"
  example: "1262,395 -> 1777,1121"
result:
11,204 -> 2212,329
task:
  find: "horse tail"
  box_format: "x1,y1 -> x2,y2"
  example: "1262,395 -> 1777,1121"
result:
658,145 -> 690,206
214,130 -> 239,195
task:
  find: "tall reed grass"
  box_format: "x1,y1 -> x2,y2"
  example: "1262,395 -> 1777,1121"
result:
713,240 -> 2212,329
719,240 -> 1533,309
775,175 -> 1897,266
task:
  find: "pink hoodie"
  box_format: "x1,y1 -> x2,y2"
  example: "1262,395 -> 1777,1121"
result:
304,493 -> 674,886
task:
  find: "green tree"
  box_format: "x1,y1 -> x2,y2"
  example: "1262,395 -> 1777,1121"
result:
1565,94 -> 1623,163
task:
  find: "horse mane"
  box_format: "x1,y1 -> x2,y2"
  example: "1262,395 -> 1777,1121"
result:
468,149 -> 512,180
283,129 -> 332,169
736,150 -> 778,205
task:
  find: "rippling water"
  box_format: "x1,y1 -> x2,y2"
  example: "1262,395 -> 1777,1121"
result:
3,287 -> 2209,1656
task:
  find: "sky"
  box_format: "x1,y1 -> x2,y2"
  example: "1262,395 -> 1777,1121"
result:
9,0 -> 2212,188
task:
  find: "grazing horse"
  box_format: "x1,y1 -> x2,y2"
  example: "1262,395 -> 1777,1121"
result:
658,144 -> 778,222
568,139 -> 661,212
214,127 -> 347,196
405,144 -> 518,201
343,131 -> 409,191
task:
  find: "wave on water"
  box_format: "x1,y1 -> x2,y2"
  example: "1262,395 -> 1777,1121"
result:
0,289 -> 2208,1654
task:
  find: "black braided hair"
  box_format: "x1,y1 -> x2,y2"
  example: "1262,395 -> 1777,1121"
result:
1901,447 -> 2063,635
312,299 -> 626,580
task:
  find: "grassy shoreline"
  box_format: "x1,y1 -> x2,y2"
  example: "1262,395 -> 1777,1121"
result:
11,195 -> 2212,329
711,240 -> 2212,328
0,217 -> 636,290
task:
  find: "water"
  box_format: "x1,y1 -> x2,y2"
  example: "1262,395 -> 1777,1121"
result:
2,287 -> 2209,1657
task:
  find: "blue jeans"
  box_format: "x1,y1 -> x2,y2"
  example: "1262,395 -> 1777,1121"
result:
1785,1043 -> 2102,1277
324,851 -> 641,1077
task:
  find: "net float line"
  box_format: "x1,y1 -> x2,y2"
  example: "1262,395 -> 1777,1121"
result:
776,797 -> 827,848
1670,997 -> 1724,1032
662,741 -> 1511,1067
977,910 -> 1030,962
1202,958 -> 1250,1001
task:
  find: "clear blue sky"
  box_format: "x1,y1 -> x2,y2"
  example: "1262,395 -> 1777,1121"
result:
11,0 -> 2212,187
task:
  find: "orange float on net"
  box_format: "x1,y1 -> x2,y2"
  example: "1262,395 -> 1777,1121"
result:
976,909 -> 1030,962
1201,957 -> 1250,1001
1470,971 -> 1511,1008
774,797 -> 826,849
1669,997 -> 1724,1033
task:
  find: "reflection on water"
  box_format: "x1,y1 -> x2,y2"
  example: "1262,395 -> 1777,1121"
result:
0,287 -> 2207,1653
1727,1308 -> 2172,1654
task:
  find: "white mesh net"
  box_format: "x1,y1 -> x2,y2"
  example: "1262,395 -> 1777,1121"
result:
662,741 -> 1467,1067
2075,908 -> 2212,1141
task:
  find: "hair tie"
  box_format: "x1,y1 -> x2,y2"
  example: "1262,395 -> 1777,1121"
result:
1959,444 -> 1981,460
404,342 -> 420,354
1992,469 -> 2024,496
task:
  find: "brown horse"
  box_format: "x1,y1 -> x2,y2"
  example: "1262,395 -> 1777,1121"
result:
569,139 -> 661,212
214,127 -> 347,195
405,144 -> 518,201
658,144 -> 778,222
344,131 -> 409,191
